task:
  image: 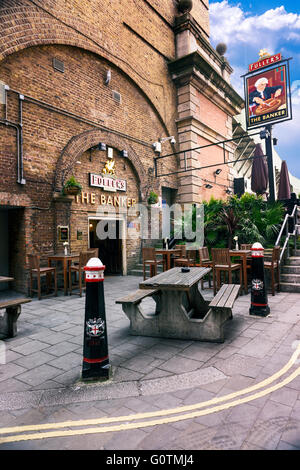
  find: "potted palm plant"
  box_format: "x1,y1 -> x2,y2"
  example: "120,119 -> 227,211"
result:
62,176 -> 82,196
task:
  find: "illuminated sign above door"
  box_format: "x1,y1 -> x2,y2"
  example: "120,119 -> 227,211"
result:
89,173 -> 127,192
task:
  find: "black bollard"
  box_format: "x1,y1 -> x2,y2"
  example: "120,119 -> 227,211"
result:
249,242 -> 270,317
82,257 -> 111,381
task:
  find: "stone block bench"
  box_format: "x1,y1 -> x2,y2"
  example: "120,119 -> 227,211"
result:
0,298 -> 31,338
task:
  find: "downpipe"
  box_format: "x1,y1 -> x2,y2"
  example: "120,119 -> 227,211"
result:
0,88 -> 25,185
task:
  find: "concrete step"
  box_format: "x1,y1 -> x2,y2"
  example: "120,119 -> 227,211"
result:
129,266 -> 164,276
281,265 -> 300,274
292,249 -> 300,257
280,282 -> 300,293
285,257 -> 300,266
281,273 -> 300,284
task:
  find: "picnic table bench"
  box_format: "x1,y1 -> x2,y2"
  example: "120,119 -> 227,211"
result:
116,267 -> 240,342
116,288 -> 161,317
0,298 -> 31,338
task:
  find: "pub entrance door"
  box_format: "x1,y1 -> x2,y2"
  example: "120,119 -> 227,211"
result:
88,217 -> 125,275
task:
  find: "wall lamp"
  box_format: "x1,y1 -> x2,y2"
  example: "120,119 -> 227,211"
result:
205,183 -> 213,189
120,149 -> 128,158
214,168 -> 222,175
225,188 -> 233,194
98,142 -> 107,151
152,136 -> 176,153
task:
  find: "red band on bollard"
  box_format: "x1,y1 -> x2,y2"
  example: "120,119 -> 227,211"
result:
83,355 -> 108,364
251,302 -> 268,307
251,248 -> 264,258
84,265 -> 106,283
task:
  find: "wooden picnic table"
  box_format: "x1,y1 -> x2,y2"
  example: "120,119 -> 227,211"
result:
117,267 -> 240,342
155,248 -> 181,271
139,266 -> 211,322
48,253 -> 79,295
229,249 -> 251,295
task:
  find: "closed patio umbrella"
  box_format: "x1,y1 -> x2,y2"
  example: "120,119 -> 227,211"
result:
251,144 -> 268,195
277,160 -> 291,200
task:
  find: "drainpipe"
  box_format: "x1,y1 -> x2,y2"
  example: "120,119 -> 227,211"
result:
0,119 -> 21,182
0,86 -> 25,185
18,94 -> 26,185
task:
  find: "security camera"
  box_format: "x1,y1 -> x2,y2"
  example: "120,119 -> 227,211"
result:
170,137 -> 176,145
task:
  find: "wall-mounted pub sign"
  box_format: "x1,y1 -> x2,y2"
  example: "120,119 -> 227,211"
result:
243,50 -> 292,130
58,226 -> 69,242
89,173 -> 127,192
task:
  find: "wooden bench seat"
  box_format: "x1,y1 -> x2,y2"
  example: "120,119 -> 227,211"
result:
199,284 -> 240,341
0,298 -> 31,338
209,284 -> 241,311
116,288 -> 158,305
116,288 -> 161,324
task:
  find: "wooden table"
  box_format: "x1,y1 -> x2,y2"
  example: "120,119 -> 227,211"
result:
155,249 -> 181,271
229,249 -> 251,294
48,253 -> 79,295
137,267 -> 212,339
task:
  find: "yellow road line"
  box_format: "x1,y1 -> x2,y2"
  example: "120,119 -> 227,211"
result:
1,343 -> 299,437
0,364 -> 299,444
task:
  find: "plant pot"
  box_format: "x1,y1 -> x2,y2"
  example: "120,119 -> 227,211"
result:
63,186 -> 81,196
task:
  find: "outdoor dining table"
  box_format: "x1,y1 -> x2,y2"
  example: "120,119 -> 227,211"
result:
229,249 -> 251,295
155,248 -> 181,271
139,266 -> 211,324
48,253 -> 79,295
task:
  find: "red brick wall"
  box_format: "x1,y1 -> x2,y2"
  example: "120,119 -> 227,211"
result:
0,0 -> 222,291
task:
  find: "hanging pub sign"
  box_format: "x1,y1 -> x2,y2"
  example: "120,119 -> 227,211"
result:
243,50 -> 292,130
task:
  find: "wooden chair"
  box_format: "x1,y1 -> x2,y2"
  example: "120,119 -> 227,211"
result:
171,245 -> 185,264
28,254 -> 57,300
211,248 -> 242,295
264,246 -> 280,296
69,251 -> 94,296
87,248 -> 99,258
142,247 -> 164,280
240,244 -> 252,250
199,247 -> 213,289
173,245 -> 189,267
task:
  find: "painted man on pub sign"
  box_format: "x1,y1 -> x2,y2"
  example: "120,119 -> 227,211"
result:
246,64 -> 288,128
249,77 -> 282,107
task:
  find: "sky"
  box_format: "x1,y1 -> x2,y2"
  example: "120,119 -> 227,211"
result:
209,0 -> 300,179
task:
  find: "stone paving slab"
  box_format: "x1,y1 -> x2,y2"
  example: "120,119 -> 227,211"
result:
0,275 -> 299,450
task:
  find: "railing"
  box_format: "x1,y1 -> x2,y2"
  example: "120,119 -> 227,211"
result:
275,204 -> 299,264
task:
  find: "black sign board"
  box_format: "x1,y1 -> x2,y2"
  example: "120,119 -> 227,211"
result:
58,226 -> 69,242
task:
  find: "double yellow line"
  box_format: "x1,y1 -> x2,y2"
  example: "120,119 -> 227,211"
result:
0,344 -> 299,444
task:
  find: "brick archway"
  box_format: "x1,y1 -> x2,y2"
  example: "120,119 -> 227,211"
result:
0,3 -> 167,133
54,129 -> 151,199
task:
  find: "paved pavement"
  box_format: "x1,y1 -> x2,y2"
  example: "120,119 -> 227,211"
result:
0,275 -> 299,451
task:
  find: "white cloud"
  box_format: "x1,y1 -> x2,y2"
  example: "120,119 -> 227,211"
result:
210,2 -> 300,52
210,2 -> 300,177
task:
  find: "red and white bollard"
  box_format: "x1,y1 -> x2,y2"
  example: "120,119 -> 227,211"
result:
249,242 -> 270,317
82,257 -> 111,381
